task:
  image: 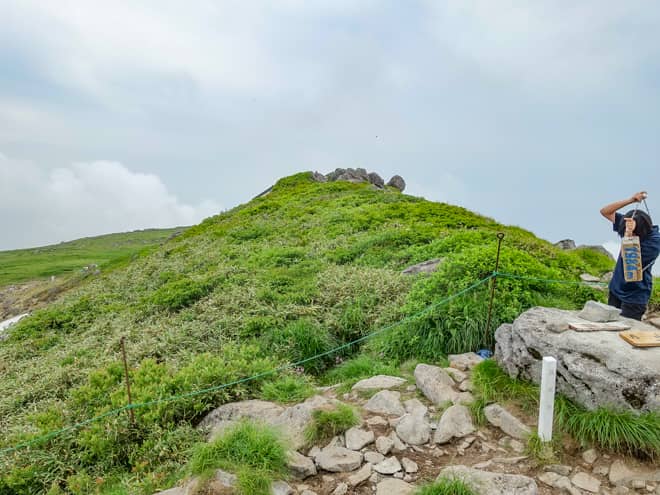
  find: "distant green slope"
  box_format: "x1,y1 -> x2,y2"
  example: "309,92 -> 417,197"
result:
0,173 -> 615,494
0,228 -> 187,285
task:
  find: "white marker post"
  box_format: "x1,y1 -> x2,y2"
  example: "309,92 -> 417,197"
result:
538,356 -> 557,442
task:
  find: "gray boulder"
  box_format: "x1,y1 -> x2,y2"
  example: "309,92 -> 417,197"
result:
376,479 -> 414,495
287,451 -> 317,479
433,405 -> 476,444
495,306 -> 660,412
555,239 -> 577,250
368,172 -> 385,188
387,175 -> 406,192
578,301 -> 621,322
345,427 -> 374,451
414,364 -> 457,405
438,465 -> 538,495
364,390 -> 406,416
395,411 -> 431,445
352,375 -> 406,392
401,258 -> 444,275
315,447 -> 363,472
483,404 -> 531,440
311,171 -> 327,182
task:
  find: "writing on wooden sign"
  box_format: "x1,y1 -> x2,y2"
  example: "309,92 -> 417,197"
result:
621,236 -> 643,282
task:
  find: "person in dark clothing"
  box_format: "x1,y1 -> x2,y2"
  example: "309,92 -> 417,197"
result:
600,191 -> 660,320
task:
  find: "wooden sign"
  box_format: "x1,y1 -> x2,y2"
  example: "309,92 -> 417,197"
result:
569,322 -> 630,332
621,236 -> 643,282
619,330 -> 660,348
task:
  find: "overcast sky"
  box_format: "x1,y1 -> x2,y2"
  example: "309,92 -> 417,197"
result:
1,1 -> 659,273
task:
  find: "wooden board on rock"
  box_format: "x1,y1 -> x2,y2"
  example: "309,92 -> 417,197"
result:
568,321 -> 631,332
619,330 -> 660,348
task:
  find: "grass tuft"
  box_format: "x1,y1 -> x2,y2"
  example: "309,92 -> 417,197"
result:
304,404 -> 359,446
190,420 -> 287,495
415,477 -> 478,495
525,433 -> 560,464
260,375 -> 316,404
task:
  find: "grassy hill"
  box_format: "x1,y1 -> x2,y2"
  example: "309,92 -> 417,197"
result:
0,228 -> 187,286
0,173 -> 619,494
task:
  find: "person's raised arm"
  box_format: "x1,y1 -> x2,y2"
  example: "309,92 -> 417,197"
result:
600,191 -> 647,222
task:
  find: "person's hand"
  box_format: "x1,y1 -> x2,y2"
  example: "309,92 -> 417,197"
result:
624,217 -> 636,236
631,191 -> 648,202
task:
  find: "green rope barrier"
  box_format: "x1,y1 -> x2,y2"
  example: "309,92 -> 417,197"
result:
494,271 -> 608,287
0,273 -> 495,457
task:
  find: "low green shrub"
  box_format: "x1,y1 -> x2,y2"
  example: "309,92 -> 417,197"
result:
268,319 -> 337,374
260,375 -> 316,404
415,477 -> 477,495
321,354 -> 401,391
190,420 -> 287,495
304,404 -> 359,446
149,276 -> 219,311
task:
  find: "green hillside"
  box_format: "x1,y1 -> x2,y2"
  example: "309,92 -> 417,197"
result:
0,228 -> 187,286
0,173 -> 616,494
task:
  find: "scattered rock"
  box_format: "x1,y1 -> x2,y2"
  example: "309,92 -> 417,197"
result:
198,400 -> 285,437
315,447 -> 363,473
403,398 -> 428,416
366,416 -> 388,427
581,448 -> 599,465
364,451 -> 385,464
271,480 -> 294,495
444,367 -> 467,383
433,405 -> 475,444
578,301 -> 621,322
395,412 -> 431,445
401,259 -> 443,275
448,352 -> 484,371
414,364 -> 457,404
438,465 -> 538,495
345,428 -> 374,451
387,175 -> 406,192
374,456 -> 402,475
330,482 -> 348,495
401,457 -> 418,473
376,478 -> 414,495
609,459 -> 660,486
364,390 -> 406,416
544,464 -> 572,476
483,404 -> 531,440
352,375 -> 406,392
375,436 -> 394,455
348,463 -> 372,487
389,431 -> 408,453
459,380 -> 474,392
571,472 -> 601,493
287,451 -> 317,479
555,239 -> 577,250
580,274 -> 602,283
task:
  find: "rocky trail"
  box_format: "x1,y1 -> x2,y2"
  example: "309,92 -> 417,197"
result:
156,349 -> 659,495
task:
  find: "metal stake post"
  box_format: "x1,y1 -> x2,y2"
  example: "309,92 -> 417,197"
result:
484,232 -> 505,346
120,336 -> 136,426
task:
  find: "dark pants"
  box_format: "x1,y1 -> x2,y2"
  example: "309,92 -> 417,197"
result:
608,293 -> 646,321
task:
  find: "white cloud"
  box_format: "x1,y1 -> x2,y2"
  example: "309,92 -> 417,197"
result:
0,154 -> 221,250
423,0 -> 660,93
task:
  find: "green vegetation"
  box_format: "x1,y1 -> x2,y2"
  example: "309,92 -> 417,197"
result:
0,228 -> 186,285
0,172 -> 614,493
190,420 -> 287,495
260,375 -> 316,404
304,404 -> 359,446
415,478 -> 477,495
472,360 -> 660,459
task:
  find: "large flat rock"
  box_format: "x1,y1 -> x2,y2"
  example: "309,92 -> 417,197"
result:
495,306 -> 660,412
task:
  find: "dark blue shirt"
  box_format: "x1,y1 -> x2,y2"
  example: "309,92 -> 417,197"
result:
609,212 -> 660,304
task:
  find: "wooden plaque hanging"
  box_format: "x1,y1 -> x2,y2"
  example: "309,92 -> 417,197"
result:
621,236 -> 643,282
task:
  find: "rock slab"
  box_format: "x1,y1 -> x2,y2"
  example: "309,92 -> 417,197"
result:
495,306 -> 660,412
438,465 -> 538,495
